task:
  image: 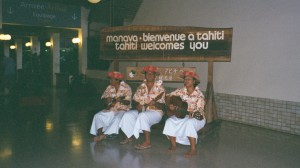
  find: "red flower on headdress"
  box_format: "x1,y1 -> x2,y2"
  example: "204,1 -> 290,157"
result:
181,71 -> 200,81
142,65 -> 159,74
107,71 -> 123,79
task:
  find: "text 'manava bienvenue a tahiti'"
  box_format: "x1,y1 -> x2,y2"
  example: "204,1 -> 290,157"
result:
106,31 -> 224,52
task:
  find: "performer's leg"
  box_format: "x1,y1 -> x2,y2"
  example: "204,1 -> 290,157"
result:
168,136 -> 176,151
94,128 -> 106,142
185,136 -> 197,157
142,130 -> 151,147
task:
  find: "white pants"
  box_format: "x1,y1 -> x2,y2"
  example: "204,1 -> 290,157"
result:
90,110 -> 125,135
119,110 -> 163,139
163,116 -> 206,145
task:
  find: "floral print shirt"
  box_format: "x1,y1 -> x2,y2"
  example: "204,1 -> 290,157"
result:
101,81 -> 132,112
133,80 -> 166,110
169,86 -> 205,115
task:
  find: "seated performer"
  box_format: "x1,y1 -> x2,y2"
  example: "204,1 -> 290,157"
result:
163,71 -> 206,157
119,65 -> 165,150
90,71 -> 132,142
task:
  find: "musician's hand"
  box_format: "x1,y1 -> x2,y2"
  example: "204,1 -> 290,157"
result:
115,97 -> 122,102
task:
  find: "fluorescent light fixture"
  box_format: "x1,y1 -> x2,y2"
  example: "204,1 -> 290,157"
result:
10,45 -> 16,49
88,0 -> 101,4
25,42 -> 32,47
45,42 -> 52,47
0,34 -> 11,40
72,37 -> 81,44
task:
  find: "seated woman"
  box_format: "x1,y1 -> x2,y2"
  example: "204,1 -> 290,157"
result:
163,71 -> 206,157
90,71 -> 132,142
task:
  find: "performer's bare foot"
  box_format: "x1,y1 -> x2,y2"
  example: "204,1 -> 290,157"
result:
168,145 -> 176,151
93,134 -> 106,142
184,149 -> 197,157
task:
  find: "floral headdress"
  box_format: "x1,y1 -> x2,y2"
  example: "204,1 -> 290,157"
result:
141,65 -> 160,75
180,71 -> 200,82
107,71 -> 124,80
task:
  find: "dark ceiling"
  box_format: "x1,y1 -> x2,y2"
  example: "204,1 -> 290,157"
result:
1,0 -> 143,41
38,0 -> 144,24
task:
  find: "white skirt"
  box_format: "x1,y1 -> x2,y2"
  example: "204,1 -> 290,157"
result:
162,116 -> 206,145
133,110 -> 163,139
90,110 -> 125,135
119,110 -> 139,138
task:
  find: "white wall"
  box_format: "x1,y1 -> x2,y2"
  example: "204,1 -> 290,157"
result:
126,0 -> 300,102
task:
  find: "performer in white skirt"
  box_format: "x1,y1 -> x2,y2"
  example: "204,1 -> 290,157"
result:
119,65 -> 165,150
90,71 -> 132,142
163,71 -> 206,157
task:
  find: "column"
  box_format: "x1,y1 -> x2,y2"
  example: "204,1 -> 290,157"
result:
4,41 -> 9,57
15,39 -> 22,70
78,7 -> 90,77
31,36 -> 40,55
51,33 -> 60,86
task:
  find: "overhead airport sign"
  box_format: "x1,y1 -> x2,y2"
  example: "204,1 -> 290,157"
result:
3,0 -> 81,28
100,25 -> 232,62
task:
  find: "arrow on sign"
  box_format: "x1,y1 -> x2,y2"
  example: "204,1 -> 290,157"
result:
7,7 -> 14,14
72,13 -> 78,20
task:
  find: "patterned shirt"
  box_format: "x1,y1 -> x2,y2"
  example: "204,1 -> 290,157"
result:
169,86 -> 205,115
133,80 -> 166,110
101,81 -> 132,112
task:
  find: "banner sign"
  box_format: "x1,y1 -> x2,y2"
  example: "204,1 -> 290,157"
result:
100,25 -> 232,62
3,0 -> 81,28
126,66 -> 196,82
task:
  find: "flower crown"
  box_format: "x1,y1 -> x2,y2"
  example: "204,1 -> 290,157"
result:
107,71 -> 123,79
142,65 -> 160,75
180,71 -> 200,81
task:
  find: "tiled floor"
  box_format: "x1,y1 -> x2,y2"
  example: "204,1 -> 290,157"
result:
1,88 -> 300,168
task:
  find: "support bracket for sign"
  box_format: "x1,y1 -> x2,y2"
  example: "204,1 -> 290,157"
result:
204,62 -> 218,123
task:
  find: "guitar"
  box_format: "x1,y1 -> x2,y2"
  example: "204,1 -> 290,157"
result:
166,96 -> 189,118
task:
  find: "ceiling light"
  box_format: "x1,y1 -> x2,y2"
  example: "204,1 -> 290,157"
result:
10,45 -> 16,49
25,42 -> 32,47
88,0 -> 101,4
72,37 -> 80,44
45,42 -> 52,47
0,34 -> 11,40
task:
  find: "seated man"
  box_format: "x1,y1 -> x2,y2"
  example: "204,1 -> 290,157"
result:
163,71 -> 206,157
90,71 -> 132,142
119,65 -> 165,149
